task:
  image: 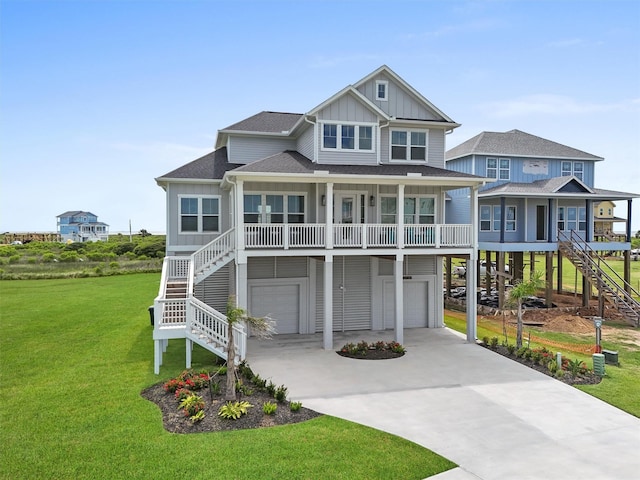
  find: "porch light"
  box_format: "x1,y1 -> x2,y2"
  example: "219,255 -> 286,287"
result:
321,195 -> 326,206
369,195 -> 376,207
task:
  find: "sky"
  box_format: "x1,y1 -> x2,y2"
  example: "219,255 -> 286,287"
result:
1,0 -> 639,234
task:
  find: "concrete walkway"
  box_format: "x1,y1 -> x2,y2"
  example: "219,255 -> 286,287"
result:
247,328 -> 640,480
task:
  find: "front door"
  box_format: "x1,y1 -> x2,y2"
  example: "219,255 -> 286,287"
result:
334,194 -> 363,246
336,194 -> 359,224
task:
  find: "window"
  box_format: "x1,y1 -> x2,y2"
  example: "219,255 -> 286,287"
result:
486,158 -> 510,180
404,197 -> 436,224
323,124 -> 337,149
376,80 -> 388,101
480,204 -> 516,232
179,196 -> 220,233
322,123 -> 375,151
561,161 -> 584,180
557,207 -> 565,231
391,130 -> 427,161
480,205 -> 491,231
380,197 -> 397,224
244,194 -> 306,224
607,208 -> 612,216
599,208 -> 604,216
578,207 -> 587,231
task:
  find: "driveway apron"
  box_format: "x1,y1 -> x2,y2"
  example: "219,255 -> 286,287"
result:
247,328 -> 640,480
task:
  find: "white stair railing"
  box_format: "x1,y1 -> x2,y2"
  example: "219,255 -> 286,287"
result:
192,228 -> 236,279
188,297 -> 247,360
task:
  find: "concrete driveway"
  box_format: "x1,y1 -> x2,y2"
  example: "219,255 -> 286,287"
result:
247,328 -> 640,480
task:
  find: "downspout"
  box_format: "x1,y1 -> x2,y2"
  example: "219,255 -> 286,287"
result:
304,115 -> 317,163
378,120 -> 390,165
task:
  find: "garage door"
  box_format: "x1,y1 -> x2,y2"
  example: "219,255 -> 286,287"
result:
250,284 -> 300,334
383,280 -> 428,329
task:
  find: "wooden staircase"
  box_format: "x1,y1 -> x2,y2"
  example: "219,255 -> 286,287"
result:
153,228 -> 245,373
558,230 -> 640,326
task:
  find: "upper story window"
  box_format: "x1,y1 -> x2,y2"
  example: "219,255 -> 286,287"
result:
480,205 -> 516,232
486,158 -> 510,180
391,130 -> 427,162
322,123 -> 374,151
244,194 -> 306,224
376,80 -> 388,101
561,161 -> 584,181
179,195 -> 220,234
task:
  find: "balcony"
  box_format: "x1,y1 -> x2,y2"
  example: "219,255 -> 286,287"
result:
244,223 -> 472,250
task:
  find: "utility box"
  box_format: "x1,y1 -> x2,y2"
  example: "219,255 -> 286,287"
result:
148,306 -> 154,326
592,353 -> 605,376
602,349 -> 619,366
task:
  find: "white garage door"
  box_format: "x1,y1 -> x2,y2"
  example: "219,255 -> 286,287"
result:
383,280 -> 428,329
250,284 -> 300,334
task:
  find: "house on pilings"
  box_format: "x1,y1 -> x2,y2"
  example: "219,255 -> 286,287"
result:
445,129 -> 639,325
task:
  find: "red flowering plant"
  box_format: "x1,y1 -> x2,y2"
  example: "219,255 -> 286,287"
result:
163,369 -> 210,393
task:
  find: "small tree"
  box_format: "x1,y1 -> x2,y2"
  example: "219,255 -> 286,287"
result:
506,270 -> 546,349
224,296 -> 275,401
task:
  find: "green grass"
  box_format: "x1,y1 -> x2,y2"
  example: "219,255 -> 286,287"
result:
444,310 -> 640,417
0,275 -> 455,480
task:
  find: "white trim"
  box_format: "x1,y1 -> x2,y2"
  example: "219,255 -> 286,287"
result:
177,194 -> 221,235
320,122 -> 377,152
376,80 -> 388,101
389,128 -> 429,163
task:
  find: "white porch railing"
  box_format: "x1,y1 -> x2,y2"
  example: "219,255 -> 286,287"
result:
188,296 -> 247,359
243,223 -> 472,249
154,256 -> 189,328
192,228 -> 235,278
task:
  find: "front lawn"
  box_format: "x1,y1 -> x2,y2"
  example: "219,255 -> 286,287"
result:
0,275 -> 454,479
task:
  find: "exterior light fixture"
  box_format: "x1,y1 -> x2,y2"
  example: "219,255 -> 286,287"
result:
369,195 -> 376,207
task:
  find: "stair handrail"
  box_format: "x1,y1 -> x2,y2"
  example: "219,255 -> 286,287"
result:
558,230 -> 640,322
188,296 -> 247,359
192,228 -> 236,279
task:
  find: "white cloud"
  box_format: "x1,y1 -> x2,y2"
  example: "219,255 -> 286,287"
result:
480,94 -> 638,118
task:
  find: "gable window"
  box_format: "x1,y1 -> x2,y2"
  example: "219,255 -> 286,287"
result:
179,196 -> 220,233
376,80 -> 388,101
561,161 -> 584,181
391,130 -> 427,161
480,204 -> 516,232
486,158 -> 510,180
322,123 -> 375,151
244,194 -> 306,224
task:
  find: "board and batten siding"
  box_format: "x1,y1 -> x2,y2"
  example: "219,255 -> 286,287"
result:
227,136 -> 297,164
166,182 -> 228,254
247,256 -> 309,279
356,73 -> 441,121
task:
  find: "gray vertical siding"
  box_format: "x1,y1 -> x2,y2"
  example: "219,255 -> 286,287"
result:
318,93 -> 379,122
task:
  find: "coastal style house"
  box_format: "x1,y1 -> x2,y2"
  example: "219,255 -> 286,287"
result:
153,66 -> 487,374
56,211 -> 109,243
445,129 -> 639,324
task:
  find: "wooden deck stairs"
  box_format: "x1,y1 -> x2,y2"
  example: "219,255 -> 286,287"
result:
558,230 -> 640,327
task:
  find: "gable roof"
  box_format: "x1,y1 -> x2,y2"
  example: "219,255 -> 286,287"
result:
221,111 -> 303,134
446,129 -> 604,161
307,85 -> 390,120
479,175 -> 637,200
354,65 -> 457,124
155,147 -> 242,184
57,211 -> 97,218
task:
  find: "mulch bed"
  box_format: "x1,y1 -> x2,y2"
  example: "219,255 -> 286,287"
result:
141,372 -> 322,434
336,349 -> 405,360
482,343 -> 602,386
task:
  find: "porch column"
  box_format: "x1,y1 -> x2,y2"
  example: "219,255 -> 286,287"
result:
484,251 -> 492,293
325,183 -> 334,250
323,255 -> 333,350
500,197 -> 506,244
466,185 -> 479,342
497,251 -> 505,309
394,254 -> 404,344
548,198 -> 554,243
236,259 -> 248,310
557,249 -> 563,294
445,256 -> 452,297
585,199 -> 592,242
236,180 -> 245,251
397,184 -> 405,248
625,199 -> 632,294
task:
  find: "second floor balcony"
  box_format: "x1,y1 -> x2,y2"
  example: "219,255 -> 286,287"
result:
243,223 -> 473,250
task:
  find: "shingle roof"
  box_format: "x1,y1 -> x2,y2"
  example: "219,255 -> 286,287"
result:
480,176 -> 637,199
222,111 -> 303,133
56,211 -> 97,218
157,148 -> 242,180
446,129 -> 603,161
230,150 -> 484,179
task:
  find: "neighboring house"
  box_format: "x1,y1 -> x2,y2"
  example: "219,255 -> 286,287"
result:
593,200 -> 626,241
56,211 -> 109,242
445,129 -> 639,324
152,65 -> 486,374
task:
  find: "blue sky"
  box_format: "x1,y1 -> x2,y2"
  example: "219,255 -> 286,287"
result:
1,0 -> 639,233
